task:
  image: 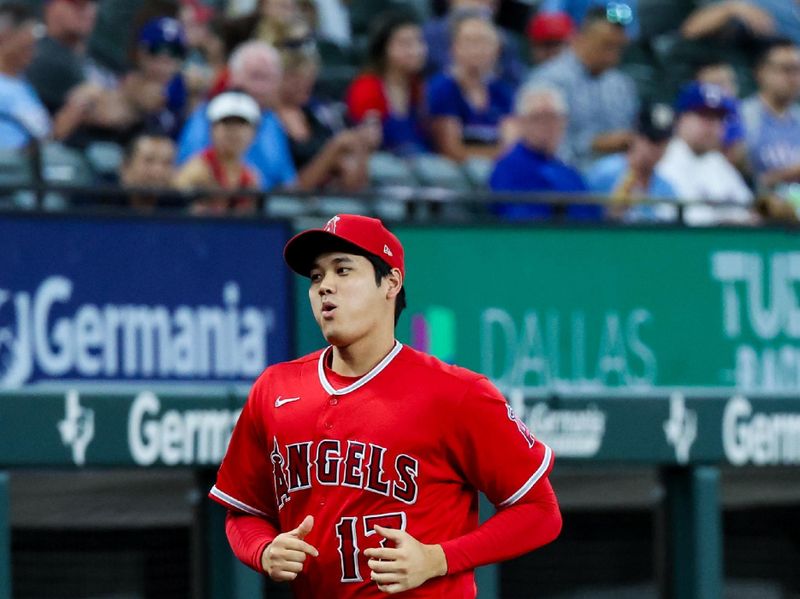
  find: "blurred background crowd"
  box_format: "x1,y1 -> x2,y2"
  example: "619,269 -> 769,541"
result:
2,0 -> 800,223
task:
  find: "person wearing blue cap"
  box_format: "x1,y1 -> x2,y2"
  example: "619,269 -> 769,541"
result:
121,17 -> 190,139
656,81 -> 753,224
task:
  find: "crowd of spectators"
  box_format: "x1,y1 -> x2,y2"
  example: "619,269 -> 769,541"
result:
2,0 -> 800,222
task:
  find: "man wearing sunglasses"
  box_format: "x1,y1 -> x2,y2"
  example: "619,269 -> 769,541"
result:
527,4 -> 638,170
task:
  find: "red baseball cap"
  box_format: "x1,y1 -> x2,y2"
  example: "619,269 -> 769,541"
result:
527,12 -> 574,43
284,214 -> 405,277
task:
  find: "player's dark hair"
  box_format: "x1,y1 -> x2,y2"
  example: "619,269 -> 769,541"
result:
363,252 -> 406,326
755,36 -> 798,70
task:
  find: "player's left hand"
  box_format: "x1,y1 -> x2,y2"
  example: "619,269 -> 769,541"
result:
363,525 -> 448,594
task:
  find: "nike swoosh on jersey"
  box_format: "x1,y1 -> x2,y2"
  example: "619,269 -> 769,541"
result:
275,396 -> 301,408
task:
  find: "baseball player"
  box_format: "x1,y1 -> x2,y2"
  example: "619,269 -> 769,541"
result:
209,214 -> 561,597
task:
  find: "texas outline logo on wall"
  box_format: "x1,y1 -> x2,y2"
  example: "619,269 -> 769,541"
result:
58,390 -> 95,466
663,392 -> 697,464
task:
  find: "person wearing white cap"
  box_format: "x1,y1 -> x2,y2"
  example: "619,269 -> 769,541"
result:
173,90 -> 262,214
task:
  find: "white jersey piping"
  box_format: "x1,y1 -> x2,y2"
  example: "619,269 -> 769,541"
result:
317,341 -> 403,395
498,444 -> 553,507
210,485 -> 269,517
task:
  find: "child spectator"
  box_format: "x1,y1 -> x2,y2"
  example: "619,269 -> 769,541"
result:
174,91 -> 261,215
426,14 -> 514,162
346,11 -> 429,157
277,46 -> 376,191
177,41 -> 296,191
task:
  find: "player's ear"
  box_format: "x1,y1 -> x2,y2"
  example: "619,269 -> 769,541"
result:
385,268 -> 403,300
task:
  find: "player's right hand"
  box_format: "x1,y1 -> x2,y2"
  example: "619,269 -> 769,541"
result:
261,515 -> 319,582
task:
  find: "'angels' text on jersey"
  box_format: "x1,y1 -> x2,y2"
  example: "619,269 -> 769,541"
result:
271,437 -> 420,509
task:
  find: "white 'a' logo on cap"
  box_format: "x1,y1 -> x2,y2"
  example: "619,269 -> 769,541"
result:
383,245 -> 393,256
325,215 -> 340,233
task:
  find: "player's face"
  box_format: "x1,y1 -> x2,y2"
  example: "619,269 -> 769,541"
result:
308,252 -> 393,347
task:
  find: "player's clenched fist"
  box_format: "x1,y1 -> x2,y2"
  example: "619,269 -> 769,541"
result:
364,525 -> 448,594
261,515 -> 319,582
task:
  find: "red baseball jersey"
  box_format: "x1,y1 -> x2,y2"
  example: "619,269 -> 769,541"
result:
210,342 -> 554,598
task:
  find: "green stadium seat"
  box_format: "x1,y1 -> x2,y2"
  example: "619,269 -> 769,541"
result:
263,195 -> 308,219
41,142 -> 94,187
461,157 -> 494,190
85,141 -> 125,181
368,152 -> 416,188
318,196 -> 369,216
0,150 -> 33,209
408,154 -> 472,192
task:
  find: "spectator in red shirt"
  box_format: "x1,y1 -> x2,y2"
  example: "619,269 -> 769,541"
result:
345,11 -> 430,156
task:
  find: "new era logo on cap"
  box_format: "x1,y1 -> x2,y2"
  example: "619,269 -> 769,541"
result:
284,214 -> 405,277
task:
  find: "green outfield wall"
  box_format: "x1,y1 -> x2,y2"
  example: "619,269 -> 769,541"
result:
297,226 -> 800,394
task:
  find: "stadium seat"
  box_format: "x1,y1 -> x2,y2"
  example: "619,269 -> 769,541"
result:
41,142 -> 94,187
317,196 -> 369,216
85,141 -> 124,181
408,154 -> 472,191
263,195 -> 308,219
368,152 -> 416,188
461,157 -> 494,190
0,150 -> 33,209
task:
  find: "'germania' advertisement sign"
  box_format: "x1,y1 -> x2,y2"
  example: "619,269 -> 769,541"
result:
0,214 -> 291,389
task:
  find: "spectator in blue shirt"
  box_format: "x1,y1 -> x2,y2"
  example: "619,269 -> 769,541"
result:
426,14 -> 514,163
587,102 -> 677,220
177,40 -> 296,190
490,83 -> 599,220
740,37 -> 800,191
0,3 -> 51,150
423,0 -> 526,87
527,5 -> 639,169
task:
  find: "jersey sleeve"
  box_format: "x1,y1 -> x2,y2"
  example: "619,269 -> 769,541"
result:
449,377 -> 554,508
209,375 -> 278,522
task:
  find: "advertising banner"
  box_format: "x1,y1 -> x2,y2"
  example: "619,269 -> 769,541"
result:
390,226 -> 800,395
0,214 -> 292,389
2,390 -> 798,467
